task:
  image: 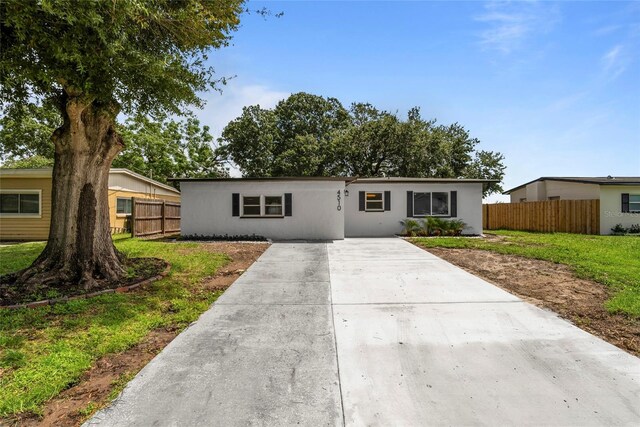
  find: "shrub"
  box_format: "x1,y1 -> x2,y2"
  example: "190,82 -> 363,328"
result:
611,224 -> 629,235
399,219 -> 422,237
400,217 -> 467,237
628,224 -> 640,234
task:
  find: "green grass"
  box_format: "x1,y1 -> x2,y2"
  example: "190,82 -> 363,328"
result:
0,235 -> 230,418
413,231 -> 640,317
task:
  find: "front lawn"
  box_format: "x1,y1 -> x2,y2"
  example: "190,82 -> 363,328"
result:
412,231 -> 640,317
0,236 -> 229,419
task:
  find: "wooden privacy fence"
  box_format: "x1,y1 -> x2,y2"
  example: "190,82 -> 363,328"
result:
483,199 -> 600,234
131,198 -> 181,238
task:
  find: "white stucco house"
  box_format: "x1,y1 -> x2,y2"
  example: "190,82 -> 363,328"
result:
504,176 -> 640,235
170,177 -> 495,240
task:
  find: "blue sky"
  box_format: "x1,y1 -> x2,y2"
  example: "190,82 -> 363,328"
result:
196,1 -> 640,201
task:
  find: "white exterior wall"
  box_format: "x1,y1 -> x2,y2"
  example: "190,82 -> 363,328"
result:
344,182 -> 483,236
180,181 -> 345,240
544,181 -> 599,201
599,185 -> 640,235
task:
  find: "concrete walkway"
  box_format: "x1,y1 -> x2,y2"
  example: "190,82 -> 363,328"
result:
88,238 -> 640,426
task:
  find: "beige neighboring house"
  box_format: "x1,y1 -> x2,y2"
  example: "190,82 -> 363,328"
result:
0,168 -> 180,241
504,176 -> 640,234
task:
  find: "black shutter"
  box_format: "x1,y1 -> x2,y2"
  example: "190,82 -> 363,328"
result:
284,193 -> 292,216
406,191 -> 413,217
622,193 -> 630,213
359,191 -> 365,211
232,193 -> 240,217
384,191 -> 391,211
450,191 -> 457,217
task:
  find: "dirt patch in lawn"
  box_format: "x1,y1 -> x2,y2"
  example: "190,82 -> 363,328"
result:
196,242 -> 270,292
2,242 -> 269,427
424,247 -> 640,357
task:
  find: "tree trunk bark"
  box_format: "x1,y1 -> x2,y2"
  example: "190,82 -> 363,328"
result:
16,95 -> 126,291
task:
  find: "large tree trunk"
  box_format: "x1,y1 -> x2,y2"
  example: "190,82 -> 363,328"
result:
17,95 -> 126,291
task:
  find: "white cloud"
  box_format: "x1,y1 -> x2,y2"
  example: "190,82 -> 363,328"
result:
189,82 -> 289,177
475,1 -> 560,54
601,44 -> 628,80
194,82 -> 289,140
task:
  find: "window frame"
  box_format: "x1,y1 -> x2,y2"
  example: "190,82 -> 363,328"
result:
0,189 -> 42,218
115,197 -> 133,216
365,191 -> 384,212
629,194 -> 640,213
241,194 -> 285,218
412,191 -> 450,217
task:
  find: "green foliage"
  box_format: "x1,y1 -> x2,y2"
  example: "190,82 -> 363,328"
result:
400,217 -> 467,237
412,231 -> 640,317
0,237 -> 230,417
0,104 -> 227,183
1,0 -> 244,116
219,93 -> 506,195
0,155 -> 54,169
114,115 -> 228,184
219,93 -> 351,176
0,103 -> 60,161
399,219 -> 422,237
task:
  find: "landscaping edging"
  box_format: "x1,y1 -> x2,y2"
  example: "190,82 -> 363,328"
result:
1,262 -> 171,310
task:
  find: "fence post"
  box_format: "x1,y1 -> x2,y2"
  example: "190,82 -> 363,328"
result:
161,200 -> 166,235
130,197 -> 136,237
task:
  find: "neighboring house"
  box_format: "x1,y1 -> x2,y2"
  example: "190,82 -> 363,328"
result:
172,177 -> 494,240
504,176 -> 640,234
0,168 -> 180,241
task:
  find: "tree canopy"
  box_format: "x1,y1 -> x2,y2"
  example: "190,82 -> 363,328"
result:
1,0 -> 243,116
0,104 -> 227,183
219,93 -> 506,195
0,0 -> 246,288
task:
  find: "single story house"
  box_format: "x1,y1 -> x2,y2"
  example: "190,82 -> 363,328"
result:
0,168 -> 180,241
170,177 -> 495,240
504,176 -> 640,234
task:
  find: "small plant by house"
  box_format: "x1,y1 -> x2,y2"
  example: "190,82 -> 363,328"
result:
611,224 -> 640,235
400,217 -> 467,237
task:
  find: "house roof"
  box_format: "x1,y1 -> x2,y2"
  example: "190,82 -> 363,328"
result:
168,176 -> 499,184
503,177 -> 640,194
168,176 -> 357,183
0,168 -> 180,194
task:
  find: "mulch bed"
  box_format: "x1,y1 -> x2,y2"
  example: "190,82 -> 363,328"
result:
0,258 -> 168,307
423,247 -> 640,357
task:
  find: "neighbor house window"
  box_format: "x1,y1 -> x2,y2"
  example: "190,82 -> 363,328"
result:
116,197 -> 132,215
548,196 -> 560,201
413,192 -> 449,216
630,195 -> 640,213
365,192 -> 384,211
242,195 -> 283,217
0,191 -> 41,216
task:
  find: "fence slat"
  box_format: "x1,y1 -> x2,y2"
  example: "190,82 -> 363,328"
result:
482,199 -> 600,235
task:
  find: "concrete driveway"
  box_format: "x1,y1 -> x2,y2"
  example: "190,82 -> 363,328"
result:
88,238 -> 640,426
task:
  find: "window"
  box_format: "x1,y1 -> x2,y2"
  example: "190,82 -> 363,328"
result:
0,191 -> 41,216
242,196 -> 261,216
548,196 -> 560,201
519,198 -> 527,202
630,195 -> 640,213
365,192 -> 384,211
116,198 -> 132,215
413,192 -> 449,216
242,195 -> 283,217
264,196 -> 283,216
